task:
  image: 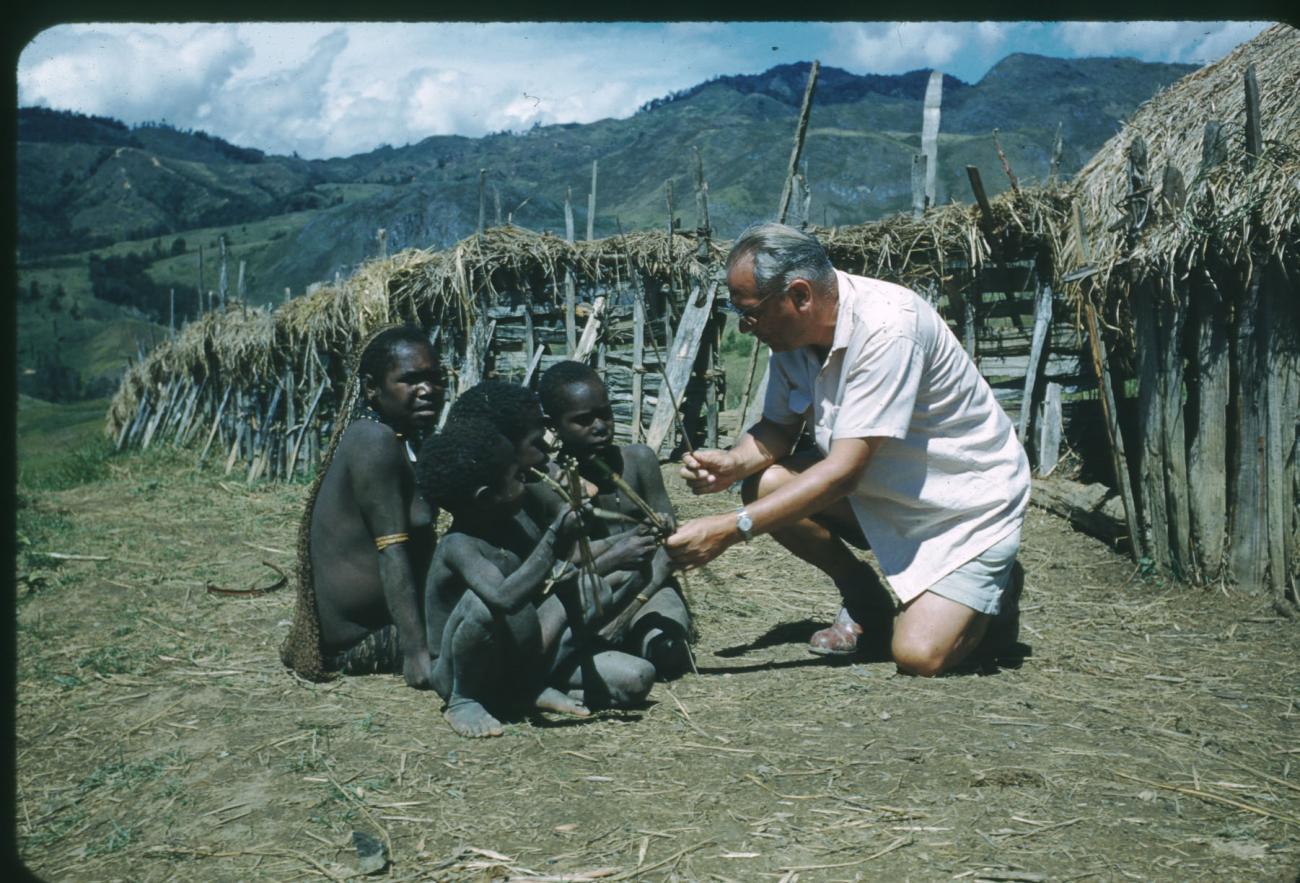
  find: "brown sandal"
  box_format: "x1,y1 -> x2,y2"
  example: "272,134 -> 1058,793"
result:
808,619 -> 863,656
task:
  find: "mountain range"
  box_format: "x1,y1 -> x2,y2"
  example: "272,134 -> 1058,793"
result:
16,53 -> 1195,400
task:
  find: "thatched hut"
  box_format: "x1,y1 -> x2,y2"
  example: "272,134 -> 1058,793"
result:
1062,23 -> 1299,609
107,177 -> 1073,484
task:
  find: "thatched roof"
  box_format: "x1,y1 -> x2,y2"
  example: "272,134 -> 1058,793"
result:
1066,23 -> 1300,291
106,186 -> 1065,440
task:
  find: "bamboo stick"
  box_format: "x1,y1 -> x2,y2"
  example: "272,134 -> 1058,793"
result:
199,385 -> 233,463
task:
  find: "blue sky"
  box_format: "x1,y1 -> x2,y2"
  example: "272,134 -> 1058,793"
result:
17,21 -> 1274,159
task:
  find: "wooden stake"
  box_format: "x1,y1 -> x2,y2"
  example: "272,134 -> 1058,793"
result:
921,69 -> 943,207
1036,382 -> 1062,477
1048,121 -> 1064,184
631,288 -> 646,443
199,385 -> 233,463
1017,282 -> 1053,443
287,380 -> 327,477
477,169 -> 487,235
910,154 -> 927,219
586,160 -> 598,242
1243,64 -> 1262,169
992,128 -> 1021,196
777,60 -> 820,224
693,146 -> 710,240
218,235 -> 228,310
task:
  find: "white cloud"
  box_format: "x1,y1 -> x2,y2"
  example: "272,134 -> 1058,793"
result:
833,22 -> 1015,75
1055,21 -> 1272,64
15,21 -> 1276,159
20,24 -> 253,127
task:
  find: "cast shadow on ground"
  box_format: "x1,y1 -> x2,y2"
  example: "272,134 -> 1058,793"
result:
706,618 -> 1033,677
528,708 -> 647,729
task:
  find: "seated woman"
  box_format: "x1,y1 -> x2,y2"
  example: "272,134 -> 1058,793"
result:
280,325 -> 445,687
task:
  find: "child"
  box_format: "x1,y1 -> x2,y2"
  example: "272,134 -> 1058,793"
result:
535,361 -> 693,680
418,415 -> 655,738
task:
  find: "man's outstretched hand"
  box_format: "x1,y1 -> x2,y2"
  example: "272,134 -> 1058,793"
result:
679,449 -> 744,495
665,513 -> 737,571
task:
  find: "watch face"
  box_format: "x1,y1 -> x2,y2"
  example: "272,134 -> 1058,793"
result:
737,512 -> 753,532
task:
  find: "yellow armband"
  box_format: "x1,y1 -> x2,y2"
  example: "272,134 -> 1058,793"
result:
374,532 -> 410,552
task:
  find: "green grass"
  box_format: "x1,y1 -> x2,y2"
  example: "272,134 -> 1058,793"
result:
16,396 -> 115,490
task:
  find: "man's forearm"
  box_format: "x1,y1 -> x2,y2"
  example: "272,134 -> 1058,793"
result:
732,420 -> 798,478
744,439 -> 873,538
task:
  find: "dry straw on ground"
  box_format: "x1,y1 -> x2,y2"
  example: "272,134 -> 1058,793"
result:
14,456 -> 1300,880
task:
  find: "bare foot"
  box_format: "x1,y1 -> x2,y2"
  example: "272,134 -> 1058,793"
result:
534,687 -> 590,717
443,700 -> 504,738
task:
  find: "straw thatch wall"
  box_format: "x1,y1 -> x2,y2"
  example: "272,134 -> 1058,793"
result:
1062,23 -> 1299,609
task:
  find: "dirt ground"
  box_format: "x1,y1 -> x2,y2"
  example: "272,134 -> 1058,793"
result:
13,449 -> 1300,881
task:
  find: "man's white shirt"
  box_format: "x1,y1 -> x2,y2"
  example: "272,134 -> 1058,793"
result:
763,270 -> 1030,603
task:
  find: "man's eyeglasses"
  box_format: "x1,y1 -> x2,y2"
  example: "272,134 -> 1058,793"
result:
721,286 -> 785,325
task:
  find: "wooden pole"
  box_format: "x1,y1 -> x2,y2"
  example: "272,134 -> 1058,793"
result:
564,186 -> 577,354
921,69 -> 943,208
1075,203 -> 1142,560
523,297 -> 536,370
693,146 -> 710,239
197,245 -> 205,314
1158,178 -> 1191,577
910,154 -> 927,219
991,128 -> 1021,196
777,60 -> 820,225
169,288 -> 175,338
478,169 -> 487,235
218,235 -> 228,310
1036,382 -> 1063,476
287,380 -> 327,477
1243,64 -> 1262,169
1188,264 -> 1229,582
1084,302 -> 1142,559
705,312 -> 720,449
564,187 -> 575,244
965,165 -> 1024,330
631,288 -> 645,443
586,160 -> 598,242
1048,122 -> 1064,184
199,385 -> 233,462
1017,282 -> 1053,444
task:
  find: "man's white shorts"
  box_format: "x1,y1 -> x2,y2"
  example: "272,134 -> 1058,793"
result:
924,529 -> 1021,616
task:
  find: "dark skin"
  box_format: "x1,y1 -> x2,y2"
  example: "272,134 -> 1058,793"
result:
530,377 -> 691,676
426,436 -> 631,738
310,341 -> 444,688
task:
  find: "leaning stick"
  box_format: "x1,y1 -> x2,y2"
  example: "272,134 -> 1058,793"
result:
583,456 -> 669,535
616,220 -> 695,453
529,468 -> 640,527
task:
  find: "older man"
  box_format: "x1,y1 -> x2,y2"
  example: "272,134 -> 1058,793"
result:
666,223 -> 1029,676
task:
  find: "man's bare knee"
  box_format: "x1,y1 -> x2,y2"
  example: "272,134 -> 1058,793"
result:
741,460 -> 798,504
891,634 -> 952,678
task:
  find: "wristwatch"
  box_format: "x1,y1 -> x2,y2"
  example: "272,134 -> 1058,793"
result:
735,507 -> 754,543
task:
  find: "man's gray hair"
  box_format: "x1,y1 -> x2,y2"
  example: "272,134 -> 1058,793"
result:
726,223 -> 834,296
